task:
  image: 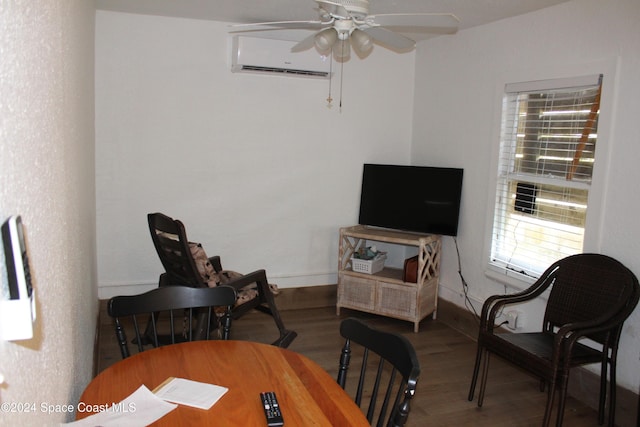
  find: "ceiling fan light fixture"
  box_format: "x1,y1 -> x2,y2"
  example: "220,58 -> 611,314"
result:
314,27 -> 338,51
333,39 -> 351,59
350,29 -> 373,54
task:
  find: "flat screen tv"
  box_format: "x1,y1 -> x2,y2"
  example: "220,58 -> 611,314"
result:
358,164 -> 464,236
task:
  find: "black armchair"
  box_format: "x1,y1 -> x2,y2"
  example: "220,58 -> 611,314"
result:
468,253 -> 639,426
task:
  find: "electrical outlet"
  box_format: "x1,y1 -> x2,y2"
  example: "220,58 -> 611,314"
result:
506,310 -> 519,330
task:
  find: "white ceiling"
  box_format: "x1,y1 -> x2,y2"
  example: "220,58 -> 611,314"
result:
95,0 -> 571,37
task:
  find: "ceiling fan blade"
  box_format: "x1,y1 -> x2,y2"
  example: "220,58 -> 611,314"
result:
290,32 -> 319,52
314,0 -> 350,18
368,13 -> 459,32
230,20 -> 328,32
363,27 -> 416,51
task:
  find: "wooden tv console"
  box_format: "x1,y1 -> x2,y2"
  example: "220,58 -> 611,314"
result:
337,225 -> 441,332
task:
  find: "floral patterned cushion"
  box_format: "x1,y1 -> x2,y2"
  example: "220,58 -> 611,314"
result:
189,242 -> 259,306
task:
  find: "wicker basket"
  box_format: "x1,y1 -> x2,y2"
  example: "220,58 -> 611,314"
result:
351,254 -> 387,274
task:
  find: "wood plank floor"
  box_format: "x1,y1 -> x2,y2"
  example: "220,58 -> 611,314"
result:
96,305 -> 604,426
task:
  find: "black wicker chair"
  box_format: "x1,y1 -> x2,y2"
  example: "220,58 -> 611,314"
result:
468,253 -> 639,427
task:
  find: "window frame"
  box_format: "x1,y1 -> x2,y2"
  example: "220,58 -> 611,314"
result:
483,60 -> 617,290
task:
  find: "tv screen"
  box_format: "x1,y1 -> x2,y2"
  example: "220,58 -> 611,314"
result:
358,164 -> 464,236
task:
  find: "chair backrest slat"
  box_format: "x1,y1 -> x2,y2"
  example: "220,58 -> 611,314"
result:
378,368 -> 398,427
108,285 -> 237,359
148,212 -> 203,287
338,318 -> 420,427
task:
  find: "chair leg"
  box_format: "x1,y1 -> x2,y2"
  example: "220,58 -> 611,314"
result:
555,373 -> 571,427
255,303 -> 297,348
607,359 -> 617,427
477,350 -> 490,407
255,275 -> 297,348
597,358 -> 607,426
542,378 -> 556,427
636,381 -> 640,427
468,343 -> 483,401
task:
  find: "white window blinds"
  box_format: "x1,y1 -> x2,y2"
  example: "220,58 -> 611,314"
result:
489,74 -> 602,280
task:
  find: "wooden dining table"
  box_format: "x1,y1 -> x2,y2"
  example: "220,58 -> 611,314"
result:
77,340 -> 370,426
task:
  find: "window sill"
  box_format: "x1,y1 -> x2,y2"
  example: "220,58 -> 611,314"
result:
485,264 -> 537,291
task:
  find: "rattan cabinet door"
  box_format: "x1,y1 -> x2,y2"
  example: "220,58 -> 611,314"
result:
338,273 -> 376,312
376,281 -> 417,320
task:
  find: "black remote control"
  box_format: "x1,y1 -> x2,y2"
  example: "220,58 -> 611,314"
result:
260,391 -> 284,427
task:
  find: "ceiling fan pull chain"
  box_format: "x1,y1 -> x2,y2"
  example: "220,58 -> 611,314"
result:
326,53 -> 334,108
339,40 -> 345,112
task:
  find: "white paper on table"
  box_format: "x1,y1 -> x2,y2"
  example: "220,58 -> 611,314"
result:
61,384 -> 177,427
153,377 -> 228,410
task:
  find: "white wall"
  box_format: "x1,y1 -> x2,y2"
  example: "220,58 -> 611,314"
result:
0,1 -> 97,425
95,11 -> 416,298
413,0 -> 640,392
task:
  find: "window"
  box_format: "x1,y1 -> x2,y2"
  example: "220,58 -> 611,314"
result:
489,74 -> 602,280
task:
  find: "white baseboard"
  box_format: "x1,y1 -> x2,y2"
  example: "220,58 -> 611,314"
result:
98,282 -> 157,299
268,272 -> 337,288
438,282 -> 484,315
98,272 -> 338,299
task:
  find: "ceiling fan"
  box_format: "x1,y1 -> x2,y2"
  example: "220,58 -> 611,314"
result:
231,0 -> 460,59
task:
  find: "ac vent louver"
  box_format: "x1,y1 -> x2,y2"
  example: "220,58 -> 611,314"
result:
238,65 -> 329,78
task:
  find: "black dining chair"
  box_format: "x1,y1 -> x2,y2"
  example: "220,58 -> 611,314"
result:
108,285 -> 237,359
337,318 -> 421,427
468,253 -> 640,427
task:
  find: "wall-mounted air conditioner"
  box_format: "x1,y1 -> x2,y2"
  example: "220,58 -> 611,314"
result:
231,36 -> 331,79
